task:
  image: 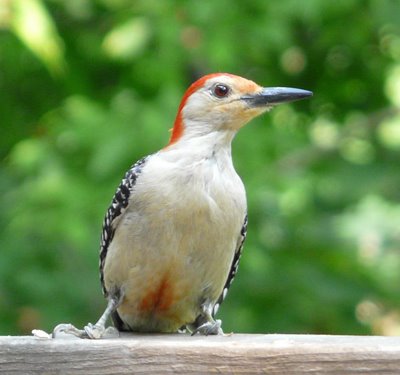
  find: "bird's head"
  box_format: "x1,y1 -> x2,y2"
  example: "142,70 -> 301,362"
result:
168,73 -> 312,146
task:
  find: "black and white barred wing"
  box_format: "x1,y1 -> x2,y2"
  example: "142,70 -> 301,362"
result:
99,156 -> 148,296
213,214 -> 248,316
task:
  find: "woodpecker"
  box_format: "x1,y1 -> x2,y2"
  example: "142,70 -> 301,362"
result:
53,73 -> 312,339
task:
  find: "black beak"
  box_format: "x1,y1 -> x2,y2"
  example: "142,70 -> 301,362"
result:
241,87 -> 313,107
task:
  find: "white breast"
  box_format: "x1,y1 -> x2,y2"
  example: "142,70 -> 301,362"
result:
103,138 -> 247,331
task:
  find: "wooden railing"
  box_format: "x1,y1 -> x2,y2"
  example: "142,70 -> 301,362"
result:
1,333 -> 400,374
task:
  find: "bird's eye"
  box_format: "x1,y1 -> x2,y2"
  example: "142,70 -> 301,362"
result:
213,84 -> 230,98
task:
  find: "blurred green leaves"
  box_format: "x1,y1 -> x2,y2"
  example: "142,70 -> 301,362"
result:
102,17 -> 152,61
10,0 -> 66,76
1,0 -> 400,336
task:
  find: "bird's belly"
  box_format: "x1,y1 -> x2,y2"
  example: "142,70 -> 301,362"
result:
103,155 -> 247,332
116,255 -> 204,332
104,201 -> 243,332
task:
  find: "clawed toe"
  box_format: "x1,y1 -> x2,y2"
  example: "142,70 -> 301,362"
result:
51,322 -> 118,339
191,319 -> 223,336
84,323 -> 119,339
52,323 -> 86,339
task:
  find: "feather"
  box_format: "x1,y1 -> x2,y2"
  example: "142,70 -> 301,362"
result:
99,156 -> 149,296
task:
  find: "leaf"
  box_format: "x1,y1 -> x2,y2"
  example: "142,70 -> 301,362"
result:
102,17 -> 152,61
11,0 -> 66,76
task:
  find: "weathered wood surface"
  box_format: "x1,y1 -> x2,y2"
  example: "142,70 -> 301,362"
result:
0,333 -> 400,374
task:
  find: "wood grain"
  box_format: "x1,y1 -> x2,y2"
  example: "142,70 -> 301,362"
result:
1,333 -> 400,374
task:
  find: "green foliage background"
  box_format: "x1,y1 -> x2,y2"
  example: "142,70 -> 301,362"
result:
1,0 -> 400,335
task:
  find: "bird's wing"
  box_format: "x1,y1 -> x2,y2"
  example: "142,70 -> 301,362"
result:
99,156 -> 149,296
213,214 -> 248,316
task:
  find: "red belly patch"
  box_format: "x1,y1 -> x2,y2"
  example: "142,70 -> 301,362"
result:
139,274 -> 174,314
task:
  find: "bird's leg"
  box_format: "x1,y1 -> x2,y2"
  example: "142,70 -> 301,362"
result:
52,295 -> 120,339
190,303 -> 224,336
83,296 -> 120,339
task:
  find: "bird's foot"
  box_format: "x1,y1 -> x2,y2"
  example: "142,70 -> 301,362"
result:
52,323 -> 87,339
191,319 -> 223,336
84,322 -> 119,339
49,322 -> 118,339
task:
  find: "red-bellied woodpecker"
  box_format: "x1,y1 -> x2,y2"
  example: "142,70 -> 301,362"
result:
53,73 -> 312,339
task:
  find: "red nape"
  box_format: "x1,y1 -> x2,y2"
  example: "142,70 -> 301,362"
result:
167,73 -> 237,146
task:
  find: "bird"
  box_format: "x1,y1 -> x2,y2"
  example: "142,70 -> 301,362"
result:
52,73 -> 312,339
